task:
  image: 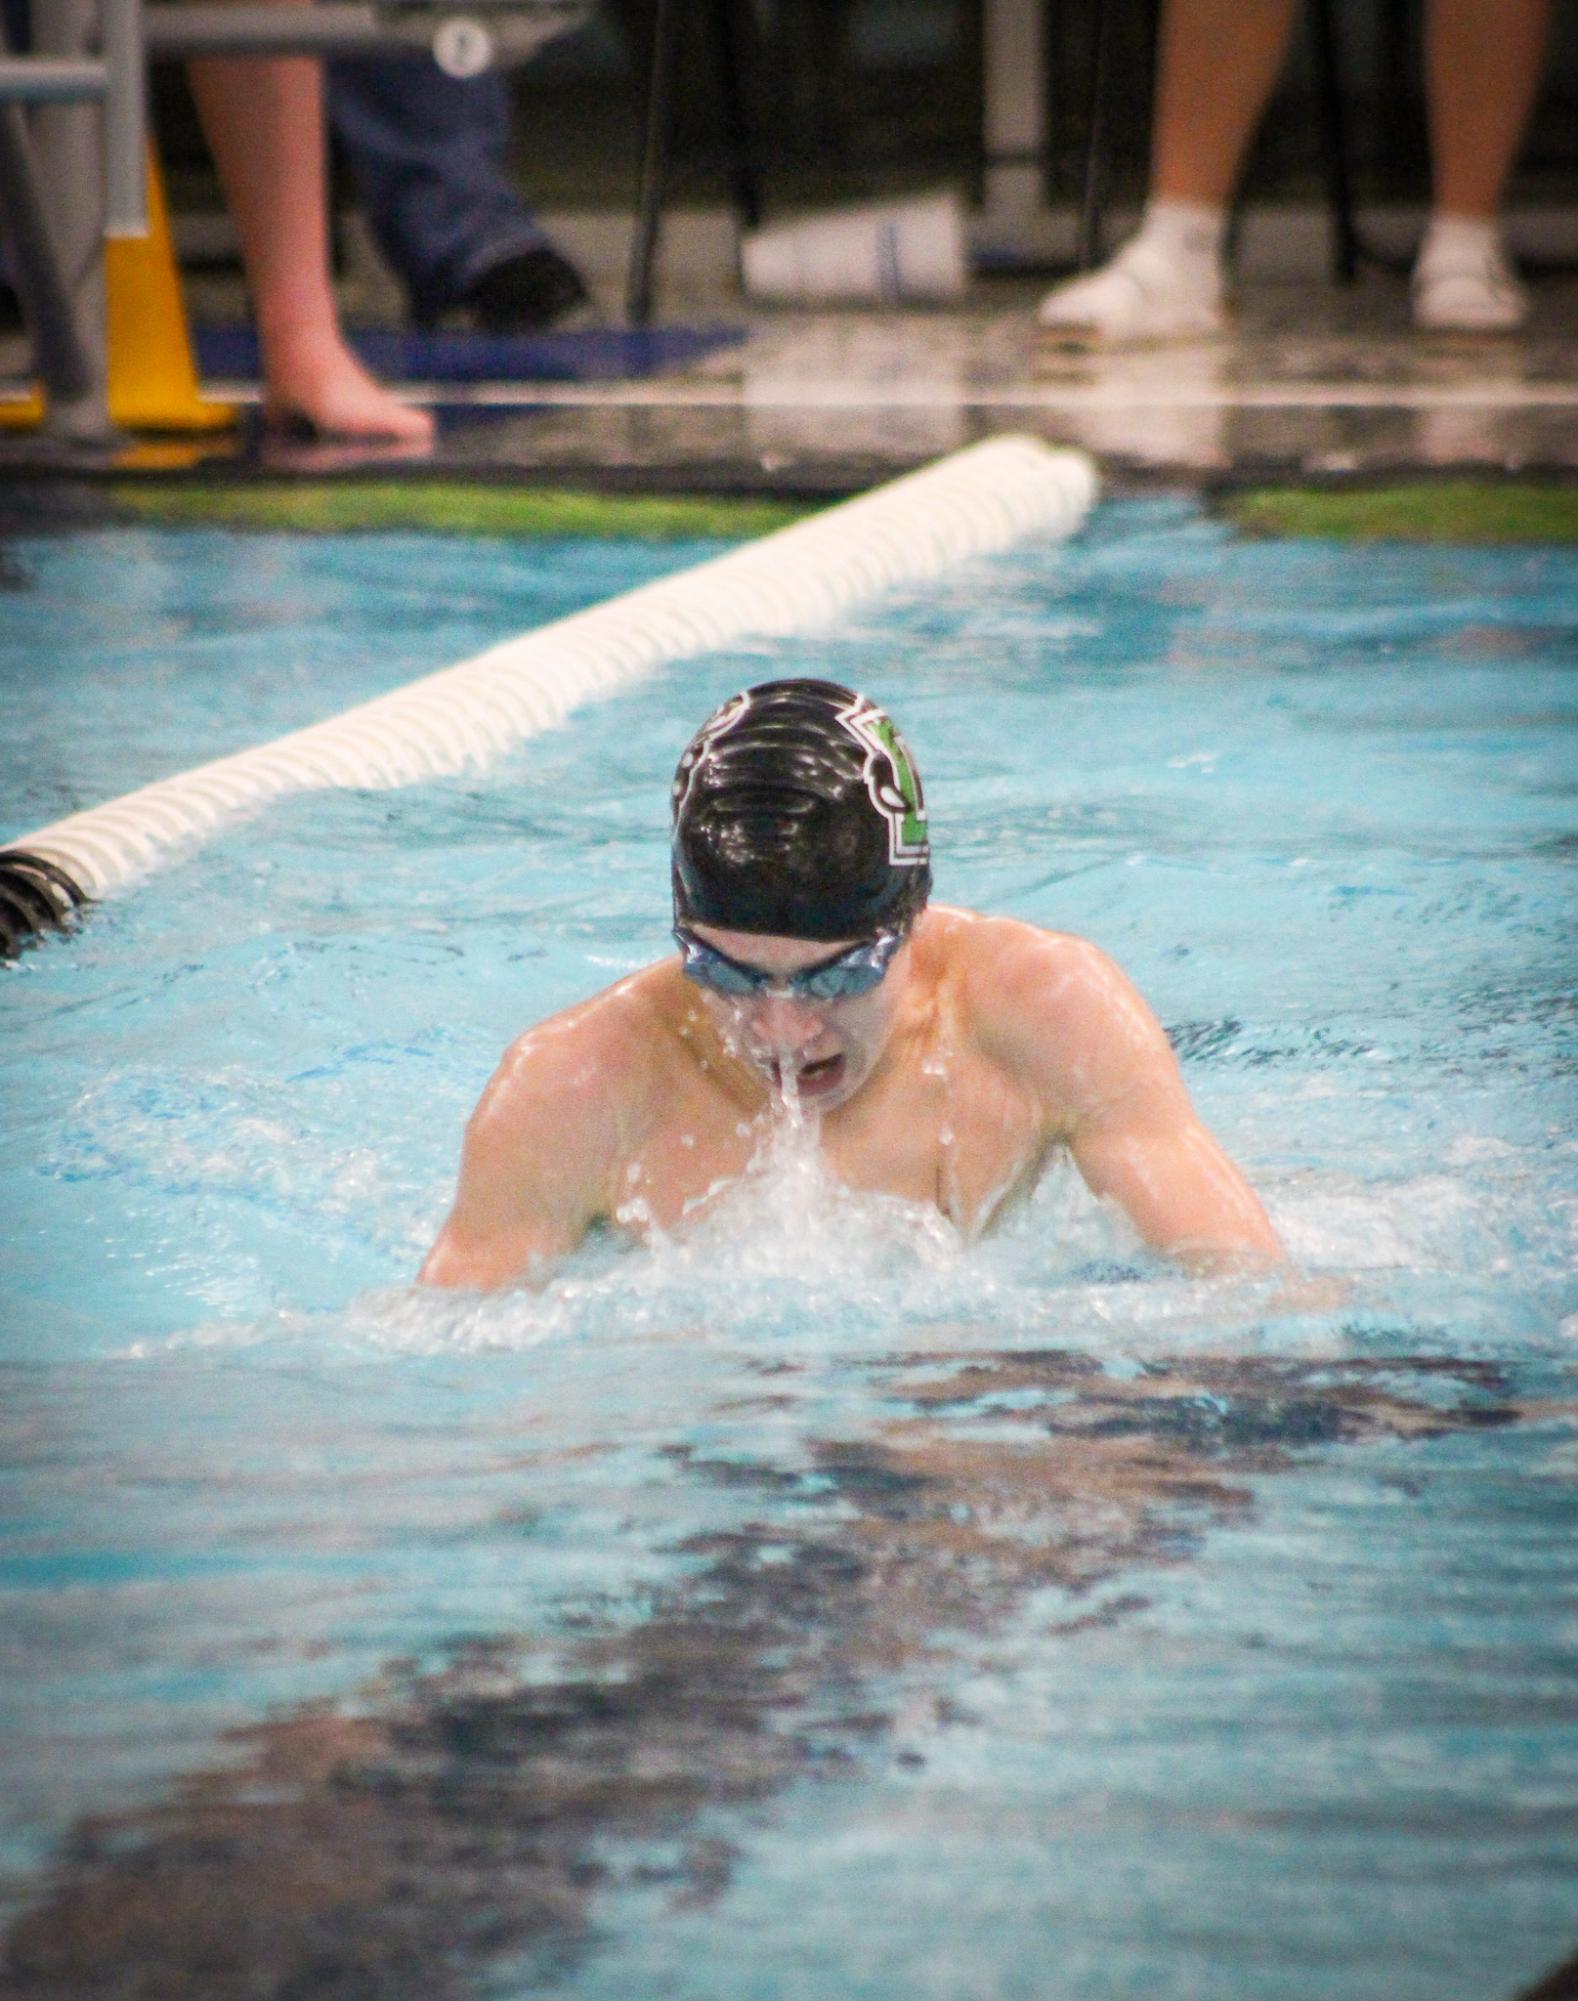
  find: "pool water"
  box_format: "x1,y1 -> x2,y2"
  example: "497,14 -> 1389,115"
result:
1,501 -> 1575,2000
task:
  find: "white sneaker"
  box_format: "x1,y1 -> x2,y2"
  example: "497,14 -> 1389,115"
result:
1412,237 -> 1529,333
1036,234 -> 1225,344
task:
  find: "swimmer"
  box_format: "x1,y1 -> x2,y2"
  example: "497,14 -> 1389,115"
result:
421,679 -> 1283,1288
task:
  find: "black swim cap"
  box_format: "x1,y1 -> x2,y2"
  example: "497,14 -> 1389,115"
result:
671,679 -> 931,942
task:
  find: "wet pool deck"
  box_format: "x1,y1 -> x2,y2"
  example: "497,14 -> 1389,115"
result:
4,266 -> 1577,495
408,277 -> 1578,494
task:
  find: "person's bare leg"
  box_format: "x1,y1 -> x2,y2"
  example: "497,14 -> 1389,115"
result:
1038,0 -> 1297,339
1413,0 -> 1551,330
188,28 -> 433,440
1426,0 -> 1551,220
1148,0 -> 1298,205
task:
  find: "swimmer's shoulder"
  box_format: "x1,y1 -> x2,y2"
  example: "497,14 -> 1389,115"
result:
921,907 -> 1141,1095
918,904 -> 1108,995
435,967 -> 675,1271
478,959 -> 677,1143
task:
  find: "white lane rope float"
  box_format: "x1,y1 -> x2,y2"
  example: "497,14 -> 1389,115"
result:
1,435 -> 1097,954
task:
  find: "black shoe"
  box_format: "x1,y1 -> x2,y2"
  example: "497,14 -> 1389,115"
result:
465,246 -> 591,333
409,246 -> 592,335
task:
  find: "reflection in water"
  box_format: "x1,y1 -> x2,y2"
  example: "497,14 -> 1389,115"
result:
0,1348 -> 1551,2000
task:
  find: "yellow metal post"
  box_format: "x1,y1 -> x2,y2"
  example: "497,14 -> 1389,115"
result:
0,144 -> 236,432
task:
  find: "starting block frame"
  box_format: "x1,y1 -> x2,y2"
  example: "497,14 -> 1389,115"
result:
0,0 -> 585,444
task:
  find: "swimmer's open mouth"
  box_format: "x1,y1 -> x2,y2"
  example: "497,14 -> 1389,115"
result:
767,1053 -> 846,1098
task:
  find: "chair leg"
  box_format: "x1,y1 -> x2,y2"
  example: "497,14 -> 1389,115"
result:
709,0 -> 762,233
1076,0 -> 1116,270
626,0 -> 682,326
1308,0 -> 1361,282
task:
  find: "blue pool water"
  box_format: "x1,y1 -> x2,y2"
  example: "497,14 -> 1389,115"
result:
1,501 -> 1575,1999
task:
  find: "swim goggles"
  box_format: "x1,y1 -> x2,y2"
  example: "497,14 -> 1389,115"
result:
673,925 -> 906,1003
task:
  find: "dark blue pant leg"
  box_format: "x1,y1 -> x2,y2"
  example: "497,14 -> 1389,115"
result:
327,55 -> 547,313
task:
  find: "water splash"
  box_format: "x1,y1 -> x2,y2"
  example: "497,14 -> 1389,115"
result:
70,1012 -> 1576,1376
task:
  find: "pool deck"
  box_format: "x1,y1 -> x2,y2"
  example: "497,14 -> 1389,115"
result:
4,264 -> 1577,494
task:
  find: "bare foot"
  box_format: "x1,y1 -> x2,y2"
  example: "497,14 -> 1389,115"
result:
262,329 -> 434,444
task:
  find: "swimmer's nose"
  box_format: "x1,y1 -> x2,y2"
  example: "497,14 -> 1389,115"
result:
747,993 -> 825,1051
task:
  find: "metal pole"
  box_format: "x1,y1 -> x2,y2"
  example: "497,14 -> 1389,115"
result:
0,58 -> 107,99
29,0 -> 112,441
1076,0 -> 1115,271
981,0 -> 1048,219
626,0 -> 680,325
0,96 -> 97,403
100,0 -> 148,236
145,5 -> 400,56
1309,0 -> 1361,283
708,0 -> 760,234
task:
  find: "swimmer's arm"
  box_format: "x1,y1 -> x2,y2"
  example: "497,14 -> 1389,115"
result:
419,1022 -> 622,1290
1070,1092 -> 1285,1276
988,933 -> 1284,1274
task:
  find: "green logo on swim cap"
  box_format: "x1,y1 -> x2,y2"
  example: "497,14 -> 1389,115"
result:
837,697 -> 929,867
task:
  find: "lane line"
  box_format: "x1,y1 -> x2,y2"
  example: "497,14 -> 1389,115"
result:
10,435 -> 1097,905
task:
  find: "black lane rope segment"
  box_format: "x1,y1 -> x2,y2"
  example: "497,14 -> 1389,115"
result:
0,850 -> 88,959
